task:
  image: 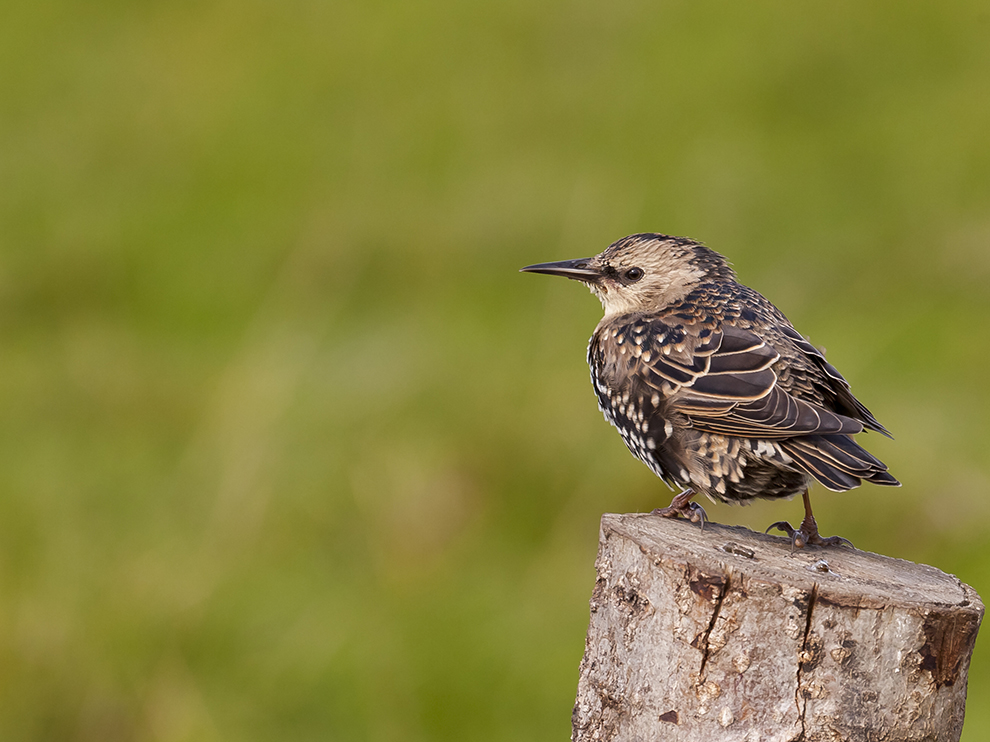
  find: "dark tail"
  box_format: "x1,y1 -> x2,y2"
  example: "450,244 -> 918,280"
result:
782,434 -> 900,492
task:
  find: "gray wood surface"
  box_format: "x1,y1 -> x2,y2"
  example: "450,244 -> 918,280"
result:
572,513 -> 983,741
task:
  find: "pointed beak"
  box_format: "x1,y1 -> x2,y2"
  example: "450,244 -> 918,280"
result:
519,258 -> 600,283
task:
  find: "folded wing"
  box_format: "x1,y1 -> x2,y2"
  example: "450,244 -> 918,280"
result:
638,323 -> 864,440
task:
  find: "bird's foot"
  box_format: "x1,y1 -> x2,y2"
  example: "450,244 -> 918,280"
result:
765,520 -> 853,551
652,501 -> 707,525
652,489 -> 707,529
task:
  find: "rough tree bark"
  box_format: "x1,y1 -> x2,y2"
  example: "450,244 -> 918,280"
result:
572,513 -> 983,742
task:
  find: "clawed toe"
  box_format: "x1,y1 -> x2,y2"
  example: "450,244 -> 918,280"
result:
652,488 -> 707,529
812,534 -> 854,548
764,490 -> 855,551
766,518 -> 853,551
766,520 -> 792,537
766,520 -> 802,550
652,501 -> 708,528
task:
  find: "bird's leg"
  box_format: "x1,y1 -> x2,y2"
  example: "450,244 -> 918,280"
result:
766,490 -> 853,550
652,488 -> 707,529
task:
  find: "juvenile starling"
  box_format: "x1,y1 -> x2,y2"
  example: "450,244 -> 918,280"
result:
521,233 -> 898,548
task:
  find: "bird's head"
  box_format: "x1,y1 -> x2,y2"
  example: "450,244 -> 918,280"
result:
521,233 -> 734,317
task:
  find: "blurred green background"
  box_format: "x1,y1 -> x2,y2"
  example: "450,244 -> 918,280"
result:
2,0 -> 988,739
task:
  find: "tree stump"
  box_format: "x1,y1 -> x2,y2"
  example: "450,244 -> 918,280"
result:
572,513 -> 983,742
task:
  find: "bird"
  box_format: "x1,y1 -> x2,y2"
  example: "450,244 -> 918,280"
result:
521,233 -> 898,548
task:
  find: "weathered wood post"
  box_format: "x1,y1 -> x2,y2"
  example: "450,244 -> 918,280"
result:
573,514 -> 983,741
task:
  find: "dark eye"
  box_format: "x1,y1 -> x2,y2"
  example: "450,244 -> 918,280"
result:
624,267 -> 644,282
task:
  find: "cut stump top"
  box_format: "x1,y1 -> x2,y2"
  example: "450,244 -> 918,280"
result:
603,513 -> 979,613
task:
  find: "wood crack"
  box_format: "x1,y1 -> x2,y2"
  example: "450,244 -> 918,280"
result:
697,571 -> 730,677
795,582 -> 819,740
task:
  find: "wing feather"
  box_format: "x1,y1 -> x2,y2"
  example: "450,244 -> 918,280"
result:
637,322 -> 864,439
778,325 -> 892,437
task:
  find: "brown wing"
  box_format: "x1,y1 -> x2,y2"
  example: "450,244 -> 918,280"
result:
636,322 -> 864,440
776,324 -> 892,437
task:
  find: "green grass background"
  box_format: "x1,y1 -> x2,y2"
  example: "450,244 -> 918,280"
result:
2,0 -> 989,739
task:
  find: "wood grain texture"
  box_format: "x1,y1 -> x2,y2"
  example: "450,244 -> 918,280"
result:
572,514 -> 983,742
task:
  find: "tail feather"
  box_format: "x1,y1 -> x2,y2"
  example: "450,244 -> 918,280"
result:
782,434 -> 900,492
